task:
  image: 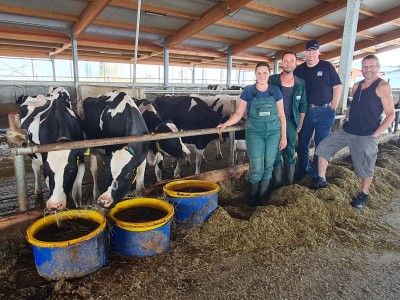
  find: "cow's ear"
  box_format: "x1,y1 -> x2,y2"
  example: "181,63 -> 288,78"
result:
97,148 -> 105,155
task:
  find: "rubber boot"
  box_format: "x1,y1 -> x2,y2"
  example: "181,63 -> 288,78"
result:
284,164 -> 295,186
246,182 -> 259,207
272,165 -> 283,190
257,180 -> 270,206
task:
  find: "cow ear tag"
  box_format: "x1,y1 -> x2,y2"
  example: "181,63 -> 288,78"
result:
156,141 -> 161,152
131,166 -> 140,184
124,146 -> 136,157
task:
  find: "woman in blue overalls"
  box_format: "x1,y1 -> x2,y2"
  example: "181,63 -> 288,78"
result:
218,62 -> 287,206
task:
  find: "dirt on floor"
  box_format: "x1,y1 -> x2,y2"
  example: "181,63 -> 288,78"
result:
1,102 -> 400,299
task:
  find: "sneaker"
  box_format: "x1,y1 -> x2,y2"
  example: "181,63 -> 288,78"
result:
311,176 -> 328,189
351,192 -> 369,210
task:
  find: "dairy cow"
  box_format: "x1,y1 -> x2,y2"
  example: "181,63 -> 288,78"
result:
17,87 -> 71,106
153,95 -> 228,177
20,88 -> 85,211
190,94 -> 246,162
136,99 -> 190,181
83,91 -> 149,208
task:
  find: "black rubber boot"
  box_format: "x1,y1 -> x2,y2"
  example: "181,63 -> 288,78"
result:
272,166 -> 283,190
246,182 -> 259,207
284,164 -> 295,185
257,180 -> 270,206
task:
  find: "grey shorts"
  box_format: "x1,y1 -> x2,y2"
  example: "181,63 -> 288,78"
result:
315,128 -> 378,178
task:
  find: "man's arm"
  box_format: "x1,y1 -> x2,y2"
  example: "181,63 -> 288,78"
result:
330,84 -> 342,110
374,81 -> 395,137
345,82 -> 361,119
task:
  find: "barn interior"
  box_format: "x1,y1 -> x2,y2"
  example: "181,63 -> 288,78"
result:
1,1 -> 400,299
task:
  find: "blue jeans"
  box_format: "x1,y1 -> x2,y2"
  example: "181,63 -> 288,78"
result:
297,107 -> 335,179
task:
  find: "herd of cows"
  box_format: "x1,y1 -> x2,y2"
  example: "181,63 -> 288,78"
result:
17,87 -> 245,211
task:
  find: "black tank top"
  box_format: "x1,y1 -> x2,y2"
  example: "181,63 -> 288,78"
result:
344,78 -> 384,136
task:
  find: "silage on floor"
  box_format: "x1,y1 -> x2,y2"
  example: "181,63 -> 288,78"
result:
182,139 -> 400,261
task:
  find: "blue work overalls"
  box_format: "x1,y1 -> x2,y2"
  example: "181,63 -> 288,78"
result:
245,88 -> 281,184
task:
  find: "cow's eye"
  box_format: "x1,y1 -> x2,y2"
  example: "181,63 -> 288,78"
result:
125,172 -> 132,179
111,180 -> 118,190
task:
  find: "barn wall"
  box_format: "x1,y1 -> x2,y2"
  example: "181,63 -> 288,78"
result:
0,81 -> 145,104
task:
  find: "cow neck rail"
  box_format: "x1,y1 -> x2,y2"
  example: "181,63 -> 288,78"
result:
12,125 -> 245,156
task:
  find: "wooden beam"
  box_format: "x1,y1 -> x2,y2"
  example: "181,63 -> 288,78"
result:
51,42 -> 72,55
359,6 -> 378,17
110,0 -> 199,20
323,28 -> 400,60
167,0 -> 253,48
311,19 -> 342,30
73,0 -> 112,37
257,43 -> 289,51
291,5 -> 400,54
170,47 -> 226,59
192,33 -> 241,44
0,38 -> 58,49
0,4 -> 78,22
244,2 -> 298,19
78,35 -> 163,52
93,19 -> 176,36
216,18 -> 265,33
231,0 -> 347,54
0,25 -> 68,44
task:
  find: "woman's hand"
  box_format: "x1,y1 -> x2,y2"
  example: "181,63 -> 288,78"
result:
216,123 -> 227,131
279,137 -> 287,150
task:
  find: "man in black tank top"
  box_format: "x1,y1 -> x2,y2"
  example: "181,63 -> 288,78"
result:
312,55 -> 395,210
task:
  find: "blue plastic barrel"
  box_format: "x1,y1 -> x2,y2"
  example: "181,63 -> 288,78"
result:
26,210 -> 108,280
163,180 -> 220,228
109,198 -> 174,257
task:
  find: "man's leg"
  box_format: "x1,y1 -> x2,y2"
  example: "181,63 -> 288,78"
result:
351,177 -> 373,210
311,108 -> 336,179
282,119 -> 297,185
349,135 -> 377,210
361,177 -> 373,194
312,128 -> 349,189
297,111 -> 314,179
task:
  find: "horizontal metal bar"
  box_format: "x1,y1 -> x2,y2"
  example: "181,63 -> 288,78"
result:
13,125 -> 244,156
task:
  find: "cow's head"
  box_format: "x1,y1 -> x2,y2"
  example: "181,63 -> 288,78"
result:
154,121 -> 190,159
97,142 -> 148,209
48,87 -> 71,108
42,148 -> 85,211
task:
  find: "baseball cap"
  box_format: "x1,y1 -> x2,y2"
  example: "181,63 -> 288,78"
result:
306,39 -> 319,51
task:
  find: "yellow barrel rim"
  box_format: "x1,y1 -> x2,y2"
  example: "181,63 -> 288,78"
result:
163,180 -> 220,198
26,210 -> 106,248
109,198 -> 174,232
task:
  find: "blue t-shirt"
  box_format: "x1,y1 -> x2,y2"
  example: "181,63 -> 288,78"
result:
294,60 -> 341,106
240,84 -> 283,116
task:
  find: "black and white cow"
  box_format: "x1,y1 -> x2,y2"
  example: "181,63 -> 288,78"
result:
136,99 -> 190,181
20,89 -> 86,211
17,87 -> 71,107
190,94 -> 246,162
153,95 -> 228,178
83,91 -> 149,209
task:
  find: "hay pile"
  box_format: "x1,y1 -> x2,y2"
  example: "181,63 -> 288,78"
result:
182,139 -> 400,261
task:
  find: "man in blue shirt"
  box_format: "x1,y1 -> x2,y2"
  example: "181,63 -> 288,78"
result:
294,39 -> 342,181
